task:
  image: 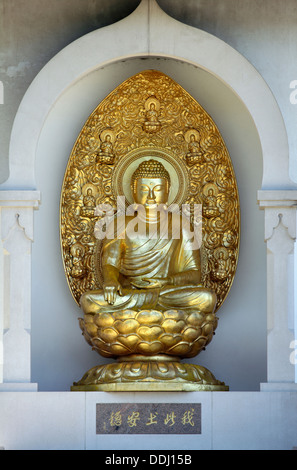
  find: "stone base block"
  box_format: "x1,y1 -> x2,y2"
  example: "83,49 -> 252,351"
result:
0,391 -> 297,449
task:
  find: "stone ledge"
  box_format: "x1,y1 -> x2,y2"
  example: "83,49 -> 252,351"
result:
260,382 -> 297,392
0,383 -> 38,392
0,391 -> 297,450
0,190 -> 41,208
257,189 -> 297,207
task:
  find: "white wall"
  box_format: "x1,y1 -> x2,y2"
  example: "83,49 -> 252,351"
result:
33,56 -> 265,391
0,0 -> 141,183
159,0 -> 297,183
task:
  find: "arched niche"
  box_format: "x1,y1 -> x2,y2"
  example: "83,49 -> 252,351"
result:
32,56 -> 265,391
1,0 -> 295,391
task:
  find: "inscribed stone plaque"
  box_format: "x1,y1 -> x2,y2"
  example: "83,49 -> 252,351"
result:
96,403 -> 201,434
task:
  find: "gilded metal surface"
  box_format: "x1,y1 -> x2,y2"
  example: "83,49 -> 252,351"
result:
60,70 -> 240,311
71,383 -> 228,392
60,70 -> 240,390
79,309 -> 217,359
71,362 -> 228,392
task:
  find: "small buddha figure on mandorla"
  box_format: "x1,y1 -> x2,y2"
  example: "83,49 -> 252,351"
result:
80,159 -> 216,316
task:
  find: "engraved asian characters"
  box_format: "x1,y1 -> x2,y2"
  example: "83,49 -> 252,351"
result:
97,403 -> 201,434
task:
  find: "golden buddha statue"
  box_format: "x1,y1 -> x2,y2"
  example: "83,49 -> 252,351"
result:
75,159 -> 227,391
97,131 -> 115,164
70,243 -> 86,279
60,70 -> 240,392
203,187 -> 220,218
211,248 -> 231,282
81,159 -> 216,317
80,187 -> 96,218
143,99 -> 161,134
185,132 -> 204,166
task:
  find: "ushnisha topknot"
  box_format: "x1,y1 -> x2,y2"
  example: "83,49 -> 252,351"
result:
131,159 -> 170,190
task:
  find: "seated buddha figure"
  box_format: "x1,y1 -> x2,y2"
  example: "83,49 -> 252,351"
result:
143,102 -> 161,134
80,159 -> 216,317
186,133 -> 204,166
97,133 -> 115,164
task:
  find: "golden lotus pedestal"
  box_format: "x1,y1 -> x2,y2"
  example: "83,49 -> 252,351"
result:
71,308 -> 228,392
71,356 -> 228,391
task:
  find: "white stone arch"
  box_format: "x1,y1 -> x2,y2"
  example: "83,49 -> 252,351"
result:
1,0 -> 294,191
1,0 -> 297,391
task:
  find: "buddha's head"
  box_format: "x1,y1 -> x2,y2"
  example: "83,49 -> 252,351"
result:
131,159 -> 170,206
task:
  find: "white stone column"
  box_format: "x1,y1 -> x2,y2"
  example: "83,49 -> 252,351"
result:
258,190 -> 297,391
0,190 -> 40,391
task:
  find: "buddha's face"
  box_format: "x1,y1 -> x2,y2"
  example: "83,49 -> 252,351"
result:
133,177 -> 169,206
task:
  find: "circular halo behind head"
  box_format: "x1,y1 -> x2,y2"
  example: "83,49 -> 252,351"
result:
112,147 -> 189,207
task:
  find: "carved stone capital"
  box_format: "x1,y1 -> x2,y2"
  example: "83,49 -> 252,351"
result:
257,190 -> 297,242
